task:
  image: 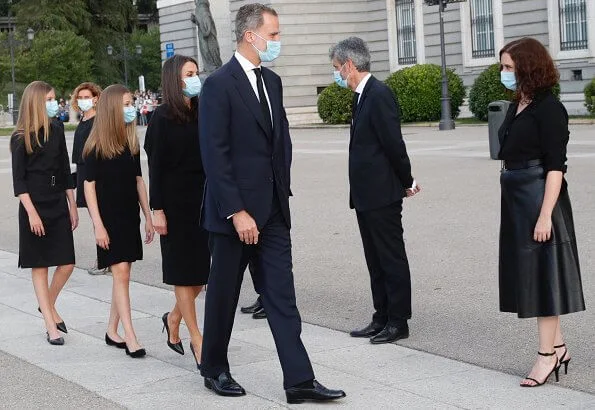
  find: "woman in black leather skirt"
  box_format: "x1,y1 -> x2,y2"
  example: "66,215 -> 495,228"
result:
497,38 -> 585,387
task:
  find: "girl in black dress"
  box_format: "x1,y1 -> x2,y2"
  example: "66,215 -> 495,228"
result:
144,55 -> 210,368
71,82 -> 107,275
83,84 -> 155,358
11,81 -> 78,346
498,38 -> 585,387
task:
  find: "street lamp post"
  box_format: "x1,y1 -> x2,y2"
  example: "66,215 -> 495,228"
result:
424,0 -> 466,130
107,42 -> 143,88
4,0 -> 35,124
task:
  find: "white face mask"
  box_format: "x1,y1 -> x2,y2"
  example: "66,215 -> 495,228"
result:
78,99 -> 94,112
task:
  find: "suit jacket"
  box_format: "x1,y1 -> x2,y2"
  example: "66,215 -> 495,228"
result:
349,75 -> 414,212
199,56 -> 292,235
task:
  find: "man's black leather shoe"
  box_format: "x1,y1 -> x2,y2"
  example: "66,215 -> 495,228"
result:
252,307 -> 267,319
240,298 -> 262,314
285,380 -> 346,404
349,322 -> 385,338
204,372 -> 246,397
369,324 -> 409,344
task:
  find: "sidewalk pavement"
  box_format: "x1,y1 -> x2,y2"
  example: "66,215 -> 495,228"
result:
0,249 -> 593,409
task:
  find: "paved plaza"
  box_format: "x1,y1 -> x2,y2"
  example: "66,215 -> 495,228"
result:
0,124 -> 594,408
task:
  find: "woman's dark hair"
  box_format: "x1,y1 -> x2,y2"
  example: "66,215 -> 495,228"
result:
499,37 -> 559,101
161,54 -> 199,123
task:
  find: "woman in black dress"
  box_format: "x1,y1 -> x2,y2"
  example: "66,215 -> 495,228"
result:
144,55 -> 210,368
11,81 -> 78,345
498,38 -> 585,387
71,82 -> 107,275
83,84 -> 155,358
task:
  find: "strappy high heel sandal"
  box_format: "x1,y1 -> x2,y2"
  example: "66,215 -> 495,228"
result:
555,343 -> 571,375
520,351 -> 559,387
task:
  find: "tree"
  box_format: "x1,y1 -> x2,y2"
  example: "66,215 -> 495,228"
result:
17,30 -> 93,97
128,28 -> 162,91
14,0 -> 91,34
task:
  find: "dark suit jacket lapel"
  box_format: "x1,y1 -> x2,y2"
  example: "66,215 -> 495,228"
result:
353,76 -> 374,127
229,56 -> 272,139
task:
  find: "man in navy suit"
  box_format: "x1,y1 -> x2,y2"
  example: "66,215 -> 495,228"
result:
329,37 -> 421,344
199,3 -> 345,404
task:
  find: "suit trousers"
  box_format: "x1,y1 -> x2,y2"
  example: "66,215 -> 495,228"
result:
200,195 -> 315,389
356,200 -> 412,326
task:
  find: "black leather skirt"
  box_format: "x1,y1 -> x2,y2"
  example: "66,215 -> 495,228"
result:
499,165 -> 585,318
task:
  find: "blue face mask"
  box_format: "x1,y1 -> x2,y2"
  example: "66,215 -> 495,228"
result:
333,63 -> 349,88
123,106 -> 137,123
182,75 -> 202,97
251,32 -> 281,62
46,100 -> 59,118
78,99 -> 94,112
500,71 -> 517,91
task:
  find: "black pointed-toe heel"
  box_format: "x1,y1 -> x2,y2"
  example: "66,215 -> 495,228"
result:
38,307 -> 68,333
105,333 -> 127,349
189,342 -> 201,371
125,346 -> 146,358
162,312 -> 184,355
46,332 -> 64,346
520,351 -> 559,387
555,343 -> 571,375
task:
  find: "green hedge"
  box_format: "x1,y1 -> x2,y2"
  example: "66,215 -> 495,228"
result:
584,78 -> 595,115
385,64 -> 465,123
469,64 -> 563,121
317,83 -> 354,124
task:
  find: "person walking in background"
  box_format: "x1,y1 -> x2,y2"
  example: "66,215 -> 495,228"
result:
497,37 -> 585,387
329,37 -> 420,345
199,3 -> 345,403
144,55 -> 210,370
83,84 -> 155,358
10,81 -> 78,346
70,82 -> 108,275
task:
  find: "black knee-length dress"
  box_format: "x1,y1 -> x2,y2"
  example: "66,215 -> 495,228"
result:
85,147 -> 143,269
144,103 -> 210,286
497,90 -> 585,318
71,117 -> 95,208
11,120 -> 75,268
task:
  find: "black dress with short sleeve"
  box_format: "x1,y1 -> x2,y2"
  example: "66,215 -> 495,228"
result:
497,90 -> 585,318
71,116 -> 95,207
84,146 -> 143,269
144,104 -> 210,286
11,120 -> 75,268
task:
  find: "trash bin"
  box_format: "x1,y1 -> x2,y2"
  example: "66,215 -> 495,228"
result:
487,100 -> 511,160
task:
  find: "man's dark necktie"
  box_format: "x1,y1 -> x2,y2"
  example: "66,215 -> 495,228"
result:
253,68 -> 273,133
352,92 -> 360,123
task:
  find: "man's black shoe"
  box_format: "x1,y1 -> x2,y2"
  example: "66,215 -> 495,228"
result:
349,322 -> 385,338
240,298 -> 262,314
369,324 -> 409,344
204,372 -> 246,397
252,307 -> 267,319
285,380 -> 346,404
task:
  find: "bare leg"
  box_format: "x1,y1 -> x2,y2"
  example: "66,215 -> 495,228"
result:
48,264 -> 74,323
106,295 -> 124,343
32,267 -> 60,340
168,302 -> 182,344
110,262 -> 142,351
520,316 -> 559,386
554,318 -> 571,364
174,285 -> 204,363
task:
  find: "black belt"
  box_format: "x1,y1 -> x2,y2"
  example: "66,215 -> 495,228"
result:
27,174 -> 66,189
502,159 -> 543,170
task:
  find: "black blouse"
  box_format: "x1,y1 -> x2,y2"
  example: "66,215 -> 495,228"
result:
498,90 -> 569,173
11,120 -> 74,196
143,104 -> 205,211
72,116 -> 95,164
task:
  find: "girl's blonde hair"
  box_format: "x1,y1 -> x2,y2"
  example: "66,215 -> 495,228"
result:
14,81 -> 53,154
71,82 -> 102,112
83,84 -> 139,159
